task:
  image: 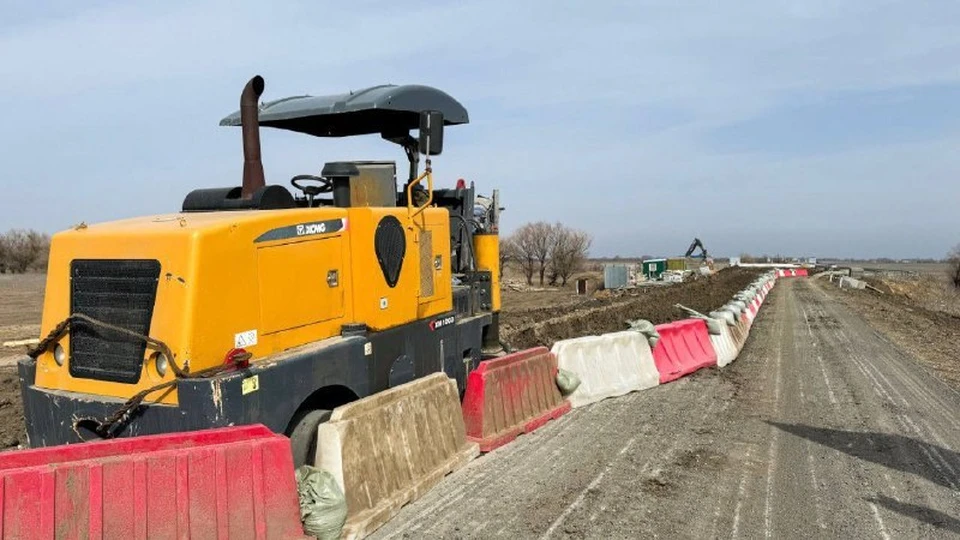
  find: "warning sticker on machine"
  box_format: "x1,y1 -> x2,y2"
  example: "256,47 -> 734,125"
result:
242,375 -> 260,395
429,315 -> 455,331
235,329 -> 258,348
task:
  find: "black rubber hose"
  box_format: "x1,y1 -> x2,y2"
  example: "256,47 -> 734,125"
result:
449,214 -> 478,272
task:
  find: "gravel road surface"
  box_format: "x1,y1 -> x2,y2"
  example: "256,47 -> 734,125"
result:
372,278 -> 960,539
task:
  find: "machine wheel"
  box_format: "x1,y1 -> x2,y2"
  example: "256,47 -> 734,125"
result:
287,408 -> 332,468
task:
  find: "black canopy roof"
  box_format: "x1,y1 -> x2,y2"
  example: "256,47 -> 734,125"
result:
219,84 -> 469,137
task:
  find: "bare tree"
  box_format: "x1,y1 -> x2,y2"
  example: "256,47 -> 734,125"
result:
949,245 -> 960,289
507,226 -> 538,285
29,230 -> 51,271
548,225 -> 592,286
531,222 -> 556,286
499,236 -> 518,276
508,222 -> 556,285
0,229 -> 51,273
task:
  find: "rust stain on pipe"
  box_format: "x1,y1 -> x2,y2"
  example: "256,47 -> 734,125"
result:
240,75 -> 266,199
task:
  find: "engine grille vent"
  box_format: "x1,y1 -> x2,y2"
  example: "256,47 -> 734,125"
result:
69,259 -> 161,384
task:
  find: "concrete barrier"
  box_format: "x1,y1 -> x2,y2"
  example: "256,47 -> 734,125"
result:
315,373 -> 479,539
839,276 -> 867,290
552,331 -> 659,408
0,425 -> 307,540
652,319 -> 718,383
711,322 -> 739,367
461,347 -> 571,452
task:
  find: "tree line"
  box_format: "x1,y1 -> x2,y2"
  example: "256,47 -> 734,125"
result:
0,229 -> 51,273
501,222 -> 592,286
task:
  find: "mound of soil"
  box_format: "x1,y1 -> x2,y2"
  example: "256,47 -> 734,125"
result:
501,267 -> 761,350
0,368 -> 25,450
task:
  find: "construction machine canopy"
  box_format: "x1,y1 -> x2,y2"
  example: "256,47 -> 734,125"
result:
219,84 -> 469,138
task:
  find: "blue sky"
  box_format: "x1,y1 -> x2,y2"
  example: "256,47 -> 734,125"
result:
1,0 -> 958,258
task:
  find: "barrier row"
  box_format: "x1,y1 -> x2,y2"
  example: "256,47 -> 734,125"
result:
776,268 -> 808,277
306,270 -> 779,536
0,270 -> 784,540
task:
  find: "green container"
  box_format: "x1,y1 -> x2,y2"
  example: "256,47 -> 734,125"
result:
642,258 -> 667,279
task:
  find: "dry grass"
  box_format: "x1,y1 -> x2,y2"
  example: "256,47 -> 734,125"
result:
0,274 -> 44,341
867,274 -> 960,318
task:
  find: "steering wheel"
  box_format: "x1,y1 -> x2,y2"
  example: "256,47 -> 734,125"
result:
290,175 -> 333,206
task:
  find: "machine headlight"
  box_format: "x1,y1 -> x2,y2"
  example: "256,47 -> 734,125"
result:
53,344 -> 65,366
154,352 -> 169,377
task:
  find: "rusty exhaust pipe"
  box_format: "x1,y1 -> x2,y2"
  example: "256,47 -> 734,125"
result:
240,75 -> 266,199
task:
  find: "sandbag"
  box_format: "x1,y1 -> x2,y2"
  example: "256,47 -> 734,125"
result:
627,319 -> 660,348
710,310 -> 736,326
296,465 -> 348,540
700,317 -> 722,336
556,368 -> 582,396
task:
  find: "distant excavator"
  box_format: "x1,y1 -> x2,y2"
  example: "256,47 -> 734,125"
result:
684,238 -> 708,259
682,238 -> 714,273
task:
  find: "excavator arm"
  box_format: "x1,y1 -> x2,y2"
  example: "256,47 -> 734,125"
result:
684,238 -> 708,258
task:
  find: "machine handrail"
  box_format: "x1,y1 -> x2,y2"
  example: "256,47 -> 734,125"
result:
406,167 -> 434,218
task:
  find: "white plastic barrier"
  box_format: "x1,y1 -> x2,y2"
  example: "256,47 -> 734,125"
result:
552,330 -> 659,408
711,322 -> 739,367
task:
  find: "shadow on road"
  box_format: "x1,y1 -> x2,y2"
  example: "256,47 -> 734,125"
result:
867,495 -> 960,534
767,421 -> 959,490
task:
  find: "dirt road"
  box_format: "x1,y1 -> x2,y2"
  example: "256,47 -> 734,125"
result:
372,278 -> 960,539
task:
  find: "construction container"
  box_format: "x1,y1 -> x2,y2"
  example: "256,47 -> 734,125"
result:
642,258 -> 667,280
603,264 -> 629,289
667,258 -> 686,271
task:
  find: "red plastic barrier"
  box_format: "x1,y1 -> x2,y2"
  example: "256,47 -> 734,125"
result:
652,319 -> 718,384
462,347 -> 571,452
776,269 -> 808,278
0,425 -> 307,540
